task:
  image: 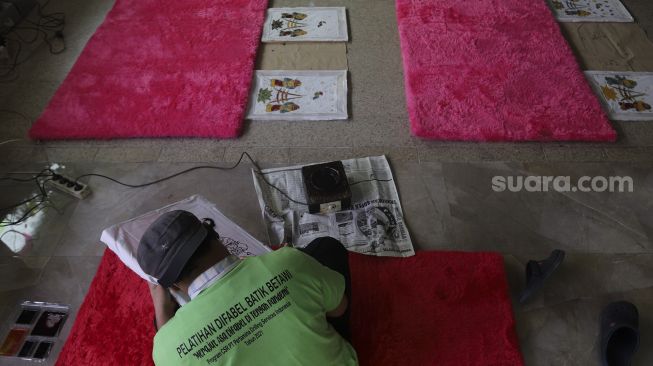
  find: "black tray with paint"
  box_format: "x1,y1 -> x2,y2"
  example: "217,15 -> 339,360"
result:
0,301 -> 69,362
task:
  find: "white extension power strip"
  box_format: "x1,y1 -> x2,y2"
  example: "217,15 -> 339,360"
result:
47,174 -> 91,199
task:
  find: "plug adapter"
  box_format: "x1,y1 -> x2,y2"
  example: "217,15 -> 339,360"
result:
47,174 -> 91,199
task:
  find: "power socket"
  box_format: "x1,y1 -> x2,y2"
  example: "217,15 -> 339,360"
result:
47,174 -> 91,199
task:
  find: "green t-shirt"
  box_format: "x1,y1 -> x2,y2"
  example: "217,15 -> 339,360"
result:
153,247 -> 358,366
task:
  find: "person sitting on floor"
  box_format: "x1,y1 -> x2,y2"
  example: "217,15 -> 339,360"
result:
137,210 -> 357,366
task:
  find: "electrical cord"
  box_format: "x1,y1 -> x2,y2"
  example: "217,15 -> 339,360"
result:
73,152 -> 258,188
72,152 -> 311,205
72,153 -> 394,205
0,169 -> 53,213
0,0 -> 66,82
349,178 -> 393,186
0,194 -> 42,211
0,200 -> 48,227
0,175 -> 52,226
1,168 -> 53,182
1,153 -> 397,225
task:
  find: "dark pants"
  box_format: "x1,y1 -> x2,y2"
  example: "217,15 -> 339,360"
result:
298,237 -> 352,342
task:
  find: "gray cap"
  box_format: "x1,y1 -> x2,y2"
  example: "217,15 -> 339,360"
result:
137,210 -> 208,287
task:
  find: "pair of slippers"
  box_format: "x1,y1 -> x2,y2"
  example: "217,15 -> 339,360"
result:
519,250 -> 640,366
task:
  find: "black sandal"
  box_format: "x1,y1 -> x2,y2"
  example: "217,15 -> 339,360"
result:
600,301 -> 639,366
518,249 -> 565,303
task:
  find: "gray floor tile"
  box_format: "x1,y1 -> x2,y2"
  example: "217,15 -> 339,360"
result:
623,0 -> 653,26
46,147 -> 99,163
0,111 -> 32,139
348,58 -> 406,120
350,147 -> 418,162
419,145 -> 547,163
289,147 -> 356,164
613,122 -> 653,146
544,146 -> 608,162
0,80 -> 61,120
418,162 -> 652,255
67,256 -> 103,294
94,146 -> 162,163
604,147 -> 653,162
0,145 -> 48,163
224,147 -> 290,164
229,121 -> 293,147
286,120 -> 356,148
505,253 -> 653,310
514,287 -> 653,366
158,141 -> 226,163
354,116 -> 417,147
390,162 -> 449,249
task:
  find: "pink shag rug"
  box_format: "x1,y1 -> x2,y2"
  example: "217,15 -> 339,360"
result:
29,0 -> 268,140
395,0 -> 617,142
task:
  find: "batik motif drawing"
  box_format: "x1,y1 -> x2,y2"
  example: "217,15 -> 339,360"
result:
271,13 -> 309,38
262,8 -> 348,42
547,0 -> 634,22
585,71 -> 653,121
257,78 -> 305,114
601,76 -> 650,112
247,70 -> 348,121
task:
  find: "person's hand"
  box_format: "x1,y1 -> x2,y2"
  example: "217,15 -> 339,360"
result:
148,282 -> 177,329
148,283 -> 176,310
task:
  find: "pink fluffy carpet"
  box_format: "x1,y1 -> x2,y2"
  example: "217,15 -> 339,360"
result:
29,0 -> 268,140
56,250 -> 523,365
395,0 -> 617,141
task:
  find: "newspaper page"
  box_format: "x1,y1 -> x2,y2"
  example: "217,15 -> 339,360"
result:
252,156 -> 415,257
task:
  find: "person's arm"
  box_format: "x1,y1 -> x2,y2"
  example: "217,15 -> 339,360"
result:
286,248 -> 348,317
149,283 -> 178,330
326,294 -> 348,318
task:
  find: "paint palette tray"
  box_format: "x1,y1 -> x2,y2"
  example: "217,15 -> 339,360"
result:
262,7 -> 348,42
0,301 -> 69,362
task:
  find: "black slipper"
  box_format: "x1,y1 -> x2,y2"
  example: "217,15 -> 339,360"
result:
600,301 -> 639,366
518,249 -> 565,304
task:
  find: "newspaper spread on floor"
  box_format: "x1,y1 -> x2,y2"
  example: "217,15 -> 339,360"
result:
252,156 -> 415,257
100,195 -> 271,304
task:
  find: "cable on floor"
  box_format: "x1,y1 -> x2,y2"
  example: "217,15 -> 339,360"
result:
0,153 -> 396,226
0,0 -> 66,82
72,152 -> 311,205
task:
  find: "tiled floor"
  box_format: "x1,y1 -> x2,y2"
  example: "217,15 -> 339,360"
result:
1,0 -> 653,365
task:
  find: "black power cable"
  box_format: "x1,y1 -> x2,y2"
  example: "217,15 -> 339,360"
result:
1,153 -> 397,226
72,152 -> 311,205
72,153 -> 394,205
0,0 -> 66,82
0,174 -> 53,227
74,152 -> 258,188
